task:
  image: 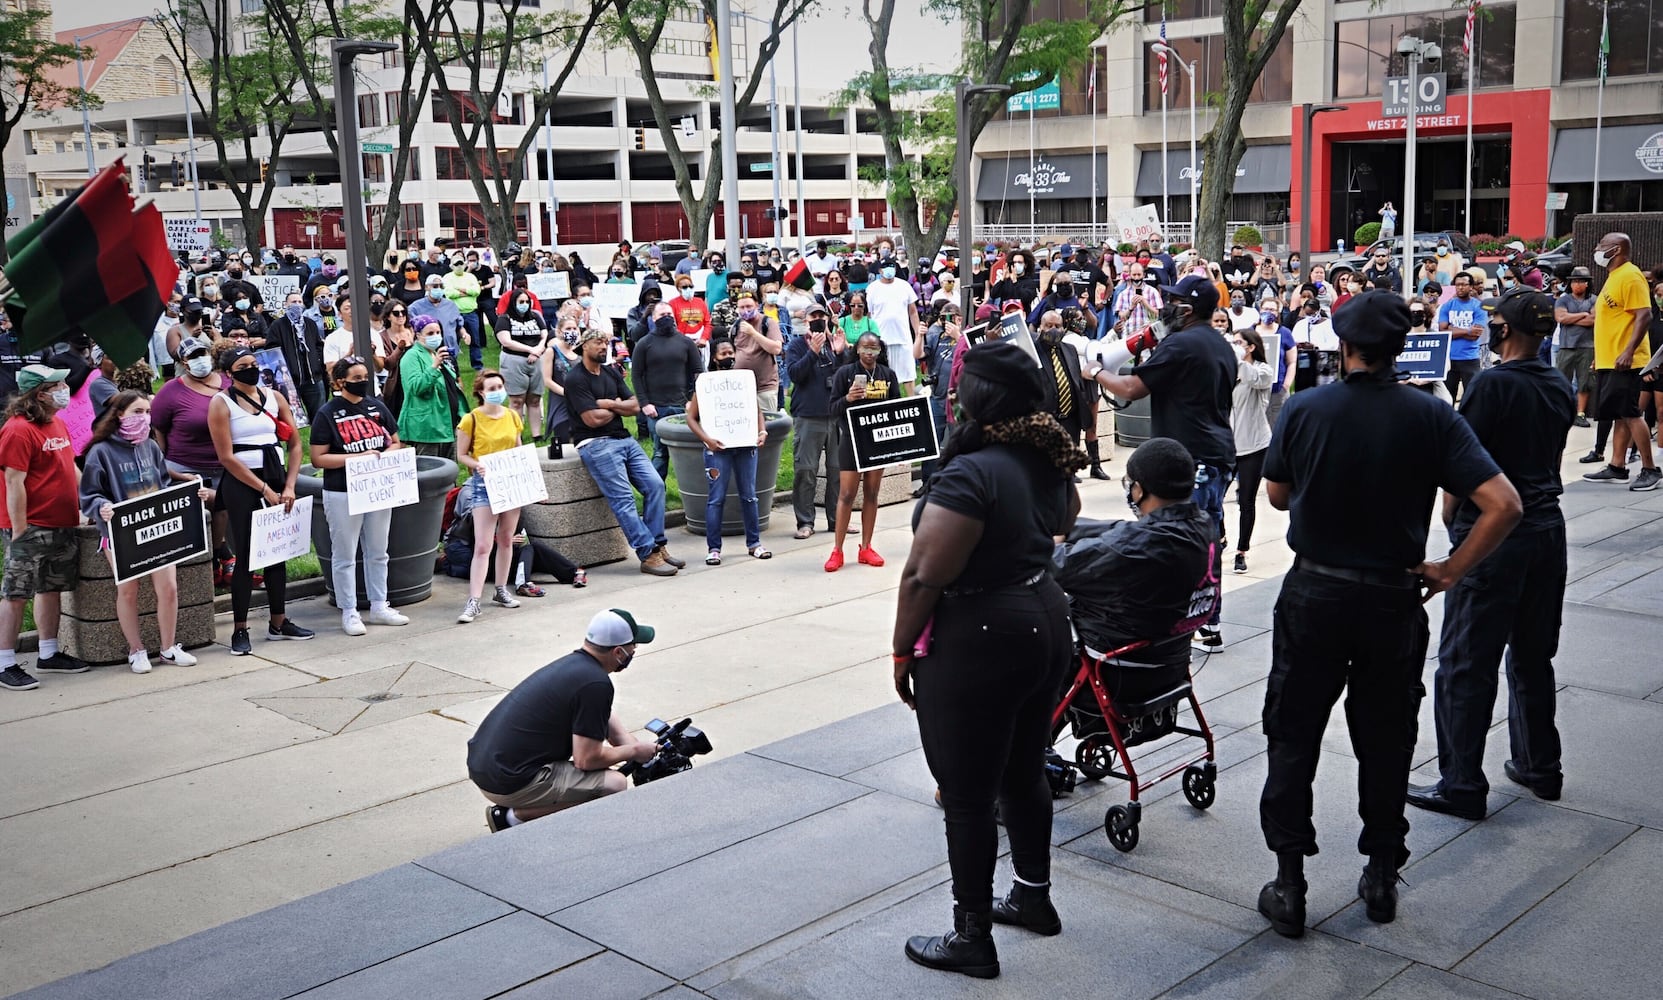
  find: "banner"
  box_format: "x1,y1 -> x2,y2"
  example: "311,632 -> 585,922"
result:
108,480 -> 209,584
248,496 -> 314,570
844,396 -> 940,472
253,347 -> 308,428
693,368 -> 758,449
480,444 -> 549,514
526,271 -> 571,301
346,447 -> 417,515
1399,331 -> 1452,381
255,274 -> 300,305
163,215 -> 211,254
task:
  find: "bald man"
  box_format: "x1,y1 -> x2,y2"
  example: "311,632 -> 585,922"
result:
1034,309 -> 1085,445
1582,233 -> 1660,491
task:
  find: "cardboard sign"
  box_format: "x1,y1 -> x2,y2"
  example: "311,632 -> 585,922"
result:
1115,204 -> 1163,244
694,368 -> 759,450
480,444 -> 549,514
593,282 -> 640,317
253,348 -> 308,429
1399,331 -> 1452,381
526,271 -> 571,301
163,215 -> 211,253
346,447 -> 417,515
248,496 -> 314,570
108,480 -> 210,584
996,312 -> 1044,368
845,396 -> 940,472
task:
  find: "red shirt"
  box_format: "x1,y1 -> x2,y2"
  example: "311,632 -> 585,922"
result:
673,295 -> 711,343
0,415 -> 79,529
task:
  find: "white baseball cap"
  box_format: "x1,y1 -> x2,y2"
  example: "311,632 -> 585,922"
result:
586,609 -> 655,646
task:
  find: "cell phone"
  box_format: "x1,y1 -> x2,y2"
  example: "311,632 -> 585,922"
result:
852,373 -> 868,389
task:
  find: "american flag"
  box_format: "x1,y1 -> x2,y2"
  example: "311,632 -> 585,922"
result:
1087,48 -> 1096,106
1158,18 -> 1169,96
1463,0 -> 1480,55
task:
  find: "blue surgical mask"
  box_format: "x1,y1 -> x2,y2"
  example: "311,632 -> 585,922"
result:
235,298 -> 251,312
881,266 -> 896,280
764,293 -> 779,306
428,288 -> 443,301
483,389 -> 508,406
424,333 -> 443,350
579,295 -> 593,308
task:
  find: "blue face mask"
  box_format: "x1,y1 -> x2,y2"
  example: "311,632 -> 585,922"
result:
284,304 -> 303,323
428,288 -> 443,301
579,295 -> 594,308
483,389 -> 508,406
881,266 -> 897,280
424,334 -> 443,350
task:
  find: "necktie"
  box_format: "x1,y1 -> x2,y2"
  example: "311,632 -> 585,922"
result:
1052,347 -> 1074,419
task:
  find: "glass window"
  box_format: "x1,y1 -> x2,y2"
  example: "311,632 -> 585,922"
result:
1335,5 -> 1516,98
356,94 -> 382,129
1143,33 -> 1291,111
435,148 -> 516,181
1563,0 -> 1659,79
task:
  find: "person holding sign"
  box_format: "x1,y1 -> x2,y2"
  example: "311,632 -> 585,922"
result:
80,392 -> 212,673
310,358 -> 410,637
685,341 -> 770,565
825,332 -> 900,572
209,348 -> 315,656
454,371 -> 528,624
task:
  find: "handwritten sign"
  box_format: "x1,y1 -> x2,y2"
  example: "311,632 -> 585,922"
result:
109,481 -> 209,584
1115,204 -> 1163,244
480,445 -> 549,514
845,396 -> 940,472
255,274 -> 300,305
248,496 -> 314,570
694,368 -> 758,450
163,215 -> 211,253
346,447 -> 417,515
593,282 -> 641,317
526,271 -> 571,301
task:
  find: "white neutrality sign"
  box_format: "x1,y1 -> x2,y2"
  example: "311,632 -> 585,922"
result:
694,368 -> 758,450
346,447 -> 417,515
256,274 -> 301,304
480,445 -> 549,514
248,496 -> 314,570
163,215 -> 212,253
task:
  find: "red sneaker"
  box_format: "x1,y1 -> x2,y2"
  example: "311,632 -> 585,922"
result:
858,546 -> 885,567
824,549 -> 844,573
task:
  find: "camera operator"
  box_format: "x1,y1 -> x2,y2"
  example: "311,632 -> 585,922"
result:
467,609 -> 659,832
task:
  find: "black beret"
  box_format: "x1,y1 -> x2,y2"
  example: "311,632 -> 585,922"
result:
1333,290 -> 1411,349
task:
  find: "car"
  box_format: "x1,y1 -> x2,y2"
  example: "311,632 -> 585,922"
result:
1334,231 -> 1473,277
1536,237 -> 1574,277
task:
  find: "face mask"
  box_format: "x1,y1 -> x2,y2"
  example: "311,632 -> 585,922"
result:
973,255 -> 983,266
809,319 -> 827,333
452,262 -> 465,272
317,298 -> 334,313
1289,259 -> 1301,272
483,389 -> 508,406
284,303 -> 304,323
653,315 -> 677,335
428,288 -> 443,301
1125,483 -> 1143,518
45,386 -> 70,409
283,254 -> 297,265
342,379 -> 371,398
1410,310 -> 1427,325
1012,262 -> 1025,275
679,287 -> 694,301
227,269 -> 243,280
1436,247 -> 1449,257
579,295 -> 593,308
1593,249 -> 1613,267
1037,326 -> 1062,346
183,355 -> 212,378
232,366 -> 261,386
515,302 -> 532,316
1054,285 -> 1074,299
234,298 -> 250,312
1260,310 -> 1278,325
713,356 -> 737,371
738,308 -> 758,321
615,647 -> 635,671
201,285 -> 218,299
424,333 -> 443,350
322,265 -> 338,278
562,330 -> 579,345
1159,302 -> 1187,328
764,293 -> 779,306
881,266 -> 897,280
1488,322 -> 1507,345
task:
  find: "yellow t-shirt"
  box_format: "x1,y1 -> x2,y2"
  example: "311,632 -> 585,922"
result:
458,407 -> 523,460
1594,261 -> 1652,370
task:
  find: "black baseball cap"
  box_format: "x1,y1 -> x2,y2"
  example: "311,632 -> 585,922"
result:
1332,290 -> 1411,348
1484,288 -> 1556,336
1159,274 -> 1220,316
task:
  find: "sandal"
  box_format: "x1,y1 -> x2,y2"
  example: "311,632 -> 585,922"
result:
749,546 -> 773,560
793,526 -> 813,540
706,550 -> 722,565
515,583 -> 546,598
571,567 -> 587,588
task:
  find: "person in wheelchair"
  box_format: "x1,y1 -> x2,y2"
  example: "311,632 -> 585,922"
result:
1053,437 -> 1218,741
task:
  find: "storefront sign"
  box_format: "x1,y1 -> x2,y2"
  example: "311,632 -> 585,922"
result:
346,448 -> 417,515
109,481 -> 210,584
249,497 -> 314,570
1398,331 -> 1452,381
1382,73 -> 1446,118
1638,131 -> 1663,175
845,396 -> 940,472
1134,145 -> 1291,198
1006,76 -> 1060,113
1365,113 -> 1465,132
480,444 -> 549,514
1013,159 -> 1074,197
978,154 -> 1104,202
694,368 -> 758,450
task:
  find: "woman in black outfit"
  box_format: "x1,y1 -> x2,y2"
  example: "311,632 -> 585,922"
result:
892,338 -> 1084,979
989,248 -> 1041,312
825,332 -> 899,572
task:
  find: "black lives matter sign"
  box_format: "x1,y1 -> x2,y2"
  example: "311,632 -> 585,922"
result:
109,480 -> 210,584
845,396 -> 940,472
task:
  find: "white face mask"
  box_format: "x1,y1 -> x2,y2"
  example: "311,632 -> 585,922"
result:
1593,249 -> 1613,267
185,356 -> 213,378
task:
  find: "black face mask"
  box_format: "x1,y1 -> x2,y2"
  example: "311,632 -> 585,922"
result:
227,269 -> 243,280
713,356 -> 737,371
652,315 -> 677,336
1037,327 -> 1063,346
1053,285 -> 1074,300
342,379 -> 370,398
231,366 -> 261,386
1159,302 -> 1188,328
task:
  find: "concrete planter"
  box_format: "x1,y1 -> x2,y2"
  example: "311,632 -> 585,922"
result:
516,456 -> 633,567
1111,362 -> 1151,447
60,525 -> 215,665
656,412 -> 793,536
295,455 -> 458,609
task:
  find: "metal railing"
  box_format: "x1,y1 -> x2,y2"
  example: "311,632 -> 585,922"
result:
944,221 -> 1295,254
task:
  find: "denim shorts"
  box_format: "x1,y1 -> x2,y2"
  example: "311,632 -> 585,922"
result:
457,473 -> 489,517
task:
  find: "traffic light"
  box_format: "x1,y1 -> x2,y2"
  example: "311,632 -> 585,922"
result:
259,158 -> 268,182
634,127 -> 646,151
171,157 -> 183,185
140,151 -> 154,184
763,206 -> 791,221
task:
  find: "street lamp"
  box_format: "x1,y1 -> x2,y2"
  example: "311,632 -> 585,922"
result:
1397,34 -> 1440,286
956,81 -> 1011,321
1299,103 -> 1346,266
75,16 -> 154,177
332,38 -> 397,372
1151,42 -> 1197,247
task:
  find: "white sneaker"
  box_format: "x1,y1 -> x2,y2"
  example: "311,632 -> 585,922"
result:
128,650 -> 153,674
341,611 -> 367,637
160,644 -> 197,667
363,606 -> 409,627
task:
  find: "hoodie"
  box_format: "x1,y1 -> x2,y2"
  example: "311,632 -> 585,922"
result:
632,316 -> 702,408
79,434 -> 170,535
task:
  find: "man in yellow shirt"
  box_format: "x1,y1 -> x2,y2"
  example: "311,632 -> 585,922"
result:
1583,233 -> 1659,490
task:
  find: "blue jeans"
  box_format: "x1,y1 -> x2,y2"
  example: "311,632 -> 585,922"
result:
1192,462 -> 1233,627
460,311 -> 483,369
645,405 -> 684,483
579,436 -> 667,559
703,447 -> 760,552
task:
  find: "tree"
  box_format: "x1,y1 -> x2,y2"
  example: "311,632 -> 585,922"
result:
409,0 -> 609,251
1193,0 -> 1301,260
0,10 -> 93,264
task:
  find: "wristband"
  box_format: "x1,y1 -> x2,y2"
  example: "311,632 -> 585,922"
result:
892,652 -> 914,663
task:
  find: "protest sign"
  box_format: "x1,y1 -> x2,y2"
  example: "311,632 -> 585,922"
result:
593,282 -> 640,317
481,445 -> 549,514
346,447 -> 417,515
996,311 -> 1044,368
694,368 -> 758,449
253,348 -> 308,428
1399,331 -> 1452,381
248,496 -> 314,570
845,396 -> 940,472
108,481 -> 209,585
526,271 -> 571,301
255,274 -> 300,305
1115,204 -> 1163,244
163,215 -> 211,254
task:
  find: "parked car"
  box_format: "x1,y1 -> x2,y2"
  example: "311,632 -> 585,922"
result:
1334,231 -> 1473,276
1536,238 -> 1574,277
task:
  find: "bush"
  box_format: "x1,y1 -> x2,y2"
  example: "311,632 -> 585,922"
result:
1353,222 -> 1382,247
1116,242 -> 1136,254
1231,224 -> 1264,247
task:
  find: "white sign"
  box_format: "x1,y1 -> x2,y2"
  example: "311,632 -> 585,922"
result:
256,274 -> 301,305
480,445 -> 549,514
694,368 -> 759,450
679,116 -> 697,139
163,215 -> 211,253
1115,205 -> 1163,244
248,496 -> 314,570
1637,131 -> 1663,175
346,447 -> 417,515
1382,73 -> 1446,117
1013,159 -> 1074,196
593,282 -> 640,316
1545,192 -> 1569,210
526,271 -> 571,301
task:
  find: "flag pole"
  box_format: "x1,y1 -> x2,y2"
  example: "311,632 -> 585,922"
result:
1593,0 -> 1607,212
1464,7 -> 1475,236
1090,49 -> 1098,240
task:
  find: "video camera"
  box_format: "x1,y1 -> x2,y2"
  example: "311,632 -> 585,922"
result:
618,717 -> 713,786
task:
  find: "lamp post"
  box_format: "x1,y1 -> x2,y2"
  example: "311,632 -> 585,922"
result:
1396,35 -> 1440,290
716,0 -> 742,263
1299,103 -> 1346,268
1152,43 -> 1197,246
955,81 -> 1011,321
542,58 -> 558,248
332,38 -> 397,371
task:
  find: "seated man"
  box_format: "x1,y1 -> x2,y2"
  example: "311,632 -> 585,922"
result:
1053,437 -> 1218,706
466,609 -> 659,831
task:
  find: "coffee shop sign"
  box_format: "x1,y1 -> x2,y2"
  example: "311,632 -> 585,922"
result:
1014,160 -> 1073,195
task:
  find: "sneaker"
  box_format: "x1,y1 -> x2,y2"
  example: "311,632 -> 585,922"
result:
160,644 -> 197,667
1631,467 -> 1662,492
654,545 -> 687,570
128,650 -> 153,674
640,551 -> 677,577
514,583 -> 546,598
458,598 -> 482,624
35,652 -> 89,673
486,805 -> 512,834
1574,413 -> 1591,428
1192,626 -> 1223,653
1578,449 -> 1605,464
571,567 -> 588,588
1,664 -> 39,691
491,586 -> 521,608
706,550 -> 723,566
1583,464 -> 1630,483
1629,447 -> 1641,465
857,545 -> 885,567
1232,552 -> 1248,574
363,606 -> 410,626
229,628 -> 252,656
267,620 -> 315,641
341,611 -> 367,637
824,549 -> 844,573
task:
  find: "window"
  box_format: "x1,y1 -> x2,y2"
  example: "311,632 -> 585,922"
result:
363,154 -> 386,185
153,57 -> 180,97
1143,33 -> 1293,111
1143,0 -> 1219,20
1563,0 -> 1660,79
430,92 -> 522,126
435,147 -> 518,181
357,94 -> 382,129
439,203 -> 530,243
1333,4 -> 1516,99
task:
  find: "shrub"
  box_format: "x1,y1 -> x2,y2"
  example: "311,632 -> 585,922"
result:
1353,222 -> 1382,247
1232,224 -> 1264,247
1117,242 -> 1136,254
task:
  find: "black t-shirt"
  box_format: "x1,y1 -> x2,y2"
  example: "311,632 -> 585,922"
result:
466,649 -> 613,795
1265,372 -> 1502,571
915,443 -> 1069,591
310,395 -> 397,491
1134,323 -> 1237,468
1451,358 -> 1575,537
563,362 -> 633,443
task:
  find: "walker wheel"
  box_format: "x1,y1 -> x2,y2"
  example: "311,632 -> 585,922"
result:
1075,736 -> 1114,781
1104,804 -> 1139,852
1182,764 -> 1216,810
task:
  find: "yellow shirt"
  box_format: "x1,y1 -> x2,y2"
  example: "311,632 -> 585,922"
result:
458,407 -> 523,460
1594,261 -> 1652,370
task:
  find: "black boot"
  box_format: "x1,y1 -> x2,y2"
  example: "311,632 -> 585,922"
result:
905,906 -> 999,979
1358,855 -> 1401,924
1086,439 -> 1112,480
991,880 -> 1061,936
1257,853 -> 1307,938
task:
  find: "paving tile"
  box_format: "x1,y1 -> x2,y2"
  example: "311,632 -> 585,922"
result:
1562,544 -> 1624,584
1545,604 -> 1663,697
248,662 -> 499,735
842,746 -> 941,809
1454,828 -> 1660,1000
1154,930 -> 1409,999
1561,555 -> 1663,604
418,753 -> 866,915
494,952 -> 677,1000
1213,577 -> 1282,631
1320,798 -> 1634,968
1582,565 -> 1663,615
1365,965 -> 1535,999
1562,506 -> 1658,548
1582,513 -> 1663,554
291,912 -> 599,1000
553,791 -> 945,981
747,701 -> 921,777
11,865 -> 512,1000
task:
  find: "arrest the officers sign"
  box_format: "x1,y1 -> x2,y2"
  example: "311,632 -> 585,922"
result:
108,480 -> 210,584
844,396 -> 940,472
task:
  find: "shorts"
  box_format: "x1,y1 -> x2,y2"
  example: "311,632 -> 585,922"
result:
884,341 -> 918,384
1555,346 -> 1593,393
499,352 -> 539,396
1595,368 -> 1642,421
1,526 -> 81,600
456,473 -> 489,518
476,761 -> 611,810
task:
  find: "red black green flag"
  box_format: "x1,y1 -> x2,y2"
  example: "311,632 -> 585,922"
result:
2,160 -> 178,367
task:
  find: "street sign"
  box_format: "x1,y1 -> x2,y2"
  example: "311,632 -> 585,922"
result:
1382,73 -> 1446,117
749,162 -> 773,173
362,142 -> 394,154
1545,192 -> 1569,210
1005,75 -> 1060,113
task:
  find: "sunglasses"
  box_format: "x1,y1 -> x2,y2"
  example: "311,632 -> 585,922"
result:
389,309 -> 406,316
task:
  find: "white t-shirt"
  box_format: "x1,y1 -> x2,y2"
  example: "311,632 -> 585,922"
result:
864,277 -> 918,348
323,327 -> 387,366
805,252 -> 839,290
1292,315 -> 1338,352
1227,307 -> 1258,333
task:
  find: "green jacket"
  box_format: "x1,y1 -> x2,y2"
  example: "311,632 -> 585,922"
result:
398,343 -> 456,444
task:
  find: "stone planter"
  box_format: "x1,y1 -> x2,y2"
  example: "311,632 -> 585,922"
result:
516,456 -> 633,567
60,525 -> 215,665
295,455 -> 458,609
656,412 -> 793,536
